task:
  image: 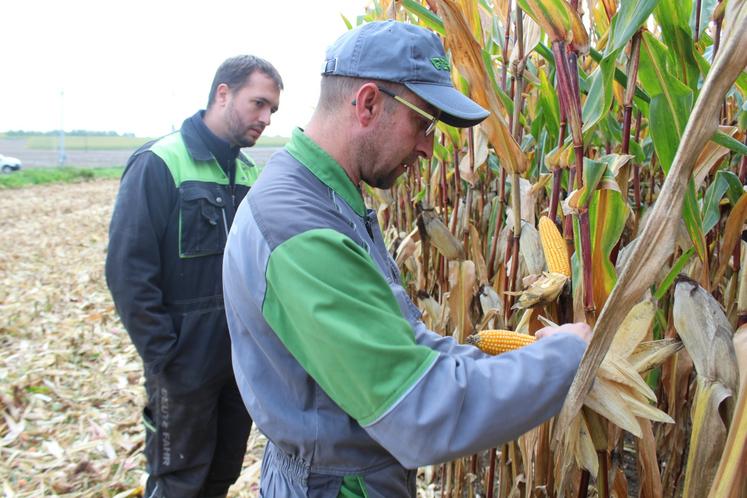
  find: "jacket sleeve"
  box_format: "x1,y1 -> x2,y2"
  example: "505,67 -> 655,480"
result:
260,227 -> 586,468
105,151 -> 178,376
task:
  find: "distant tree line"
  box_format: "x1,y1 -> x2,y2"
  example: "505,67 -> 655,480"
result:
4,130 -> 136,137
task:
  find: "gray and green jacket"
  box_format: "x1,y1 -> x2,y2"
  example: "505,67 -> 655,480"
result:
223,129 -> 586,497
106,112 -> 260,379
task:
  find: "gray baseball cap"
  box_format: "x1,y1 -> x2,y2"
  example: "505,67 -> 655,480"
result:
322,20 -> 490,128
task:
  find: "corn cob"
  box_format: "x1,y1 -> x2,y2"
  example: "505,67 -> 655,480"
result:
420,209 -> 465,260
466,329 -> 536,355
538,216 -> 571,277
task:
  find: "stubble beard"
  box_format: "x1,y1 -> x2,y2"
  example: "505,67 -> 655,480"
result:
226,103 -> 257,148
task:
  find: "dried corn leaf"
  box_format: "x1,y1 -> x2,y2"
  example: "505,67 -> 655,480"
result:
437,0 -> 529,174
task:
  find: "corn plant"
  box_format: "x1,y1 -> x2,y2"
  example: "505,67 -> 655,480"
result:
352,0 -> 747,496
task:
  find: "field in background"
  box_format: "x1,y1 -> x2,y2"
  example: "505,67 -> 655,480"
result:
1,133 -> 288,151
0,167 -> 124,189
0,134 -> 285,170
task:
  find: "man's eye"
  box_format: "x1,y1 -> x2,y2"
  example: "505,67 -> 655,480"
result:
252,100 -> 265,109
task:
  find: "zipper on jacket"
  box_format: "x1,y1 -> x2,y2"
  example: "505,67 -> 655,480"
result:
221,208 -> 229,237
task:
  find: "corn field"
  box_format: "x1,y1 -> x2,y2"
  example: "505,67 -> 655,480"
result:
350,0 -> 747,497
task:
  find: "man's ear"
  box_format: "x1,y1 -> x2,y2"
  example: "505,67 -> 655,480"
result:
214,83 -> 231,107
352,83 -> 381,128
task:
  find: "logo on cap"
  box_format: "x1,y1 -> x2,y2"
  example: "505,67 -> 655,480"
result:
430,57 -> 451,71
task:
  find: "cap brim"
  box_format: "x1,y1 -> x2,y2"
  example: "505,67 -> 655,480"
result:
405,82 -> 490,128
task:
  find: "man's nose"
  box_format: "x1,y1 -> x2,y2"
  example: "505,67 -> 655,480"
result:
416,132 -> 435,160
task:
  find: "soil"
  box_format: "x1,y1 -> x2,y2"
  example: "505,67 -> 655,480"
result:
0,180 -> 265,497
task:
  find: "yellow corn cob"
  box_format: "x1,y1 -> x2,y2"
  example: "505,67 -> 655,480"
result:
466,329 -> 536,355
538,216 -> 571,277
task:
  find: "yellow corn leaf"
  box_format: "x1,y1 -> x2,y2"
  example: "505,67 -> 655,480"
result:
709,325 -> 747,498
517,0 -> 589,53
607,299 -> 656,358
629,339 -> 684,375
437,0 -> 529,174
456,0 -> 482,39
599,356 -> 657,402
585,376 -> 642,437
617,389 -> 674,424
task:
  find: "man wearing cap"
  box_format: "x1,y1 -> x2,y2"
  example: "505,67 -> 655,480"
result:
223,21 -> 590,497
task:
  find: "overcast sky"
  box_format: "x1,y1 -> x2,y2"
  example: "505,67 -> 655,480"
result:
1,0 -> 370,138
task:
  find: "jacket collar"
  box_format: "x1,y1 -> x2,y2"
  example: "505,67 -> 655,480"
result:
286,128 -> 365,216
180,110 -> 255,166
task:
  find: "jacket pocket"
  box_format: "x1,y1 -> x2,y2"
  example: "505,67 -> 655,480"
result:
179,184 -> 227,258
164,305 -> 232,391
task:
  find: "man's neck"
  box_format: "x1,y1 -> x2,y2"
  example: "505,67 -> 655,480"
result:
304,117 -> 359,186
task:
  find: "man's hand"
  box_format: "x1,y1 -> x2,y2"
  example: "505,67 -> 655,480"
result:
535,322 -> 592,344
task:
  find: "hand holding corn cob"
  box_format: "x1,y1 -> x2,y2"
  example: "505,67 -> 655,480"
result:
467,322 -> 591,355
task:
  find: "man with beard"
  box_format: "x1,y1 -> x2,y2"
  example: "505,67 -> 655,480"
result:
223,22 -> 590,497
106,55 -> 282,498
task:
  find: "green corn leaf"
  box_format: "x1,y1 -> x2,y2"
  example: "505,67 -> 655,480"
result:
605,0 -> 660,57
654,0 -> 700,91
702,174 -> 732,234
654,247 -> 696,300
683,179 -> 708,264
538,69 -> 560,143
402,0 -> 446,34
711,130 -> 747,157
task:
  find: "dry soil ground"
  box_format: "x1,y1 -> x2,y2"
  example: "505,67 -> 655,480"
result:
0,180 -> 265,497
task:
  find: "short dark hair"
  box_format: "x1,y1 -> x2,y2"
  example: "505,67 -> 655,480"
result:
207,55 -> 283,107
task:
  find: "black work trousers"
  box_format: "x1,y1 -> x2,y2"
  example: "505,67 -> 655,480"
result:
141,368 -> 252,498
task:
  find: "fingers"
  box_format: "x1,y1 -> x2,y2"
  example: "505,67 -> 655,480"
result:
535,322 -> 592,343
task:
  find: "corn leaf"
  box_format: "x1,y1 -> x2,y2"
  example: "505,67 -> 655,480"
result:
701,171 -> 743,234
711,129 -> 747,157
516,0 -> 589,53
589,183 -> 629,309
402,0 -> 446,34
653,247 -> 695,300
553,1 -> 747,444
714,193 -> 747,286
537,69 -> 560,144
437,0 -> 529,174
653,0 -> 700,91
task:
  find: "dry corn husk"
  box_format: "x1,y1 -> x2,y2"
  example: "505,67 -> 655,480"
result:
420,209 -> 465,261
673,277 -> 739,498
708,324 -> 747,497
512,271 -> 568,309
